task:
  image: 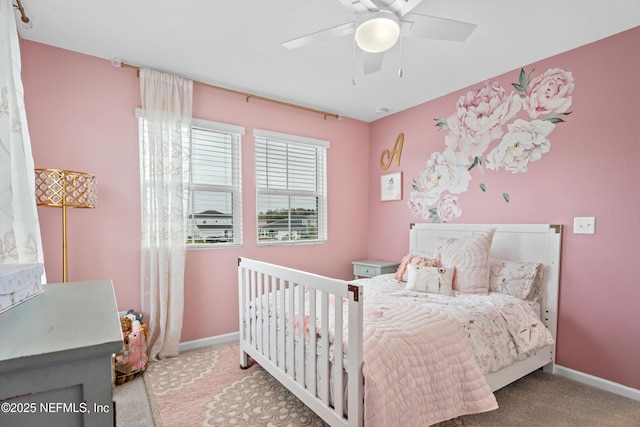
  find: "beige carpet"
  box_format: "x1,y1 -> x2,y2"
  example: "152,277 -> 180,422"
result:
113,375 -> 154,426
143,343 -> 640,427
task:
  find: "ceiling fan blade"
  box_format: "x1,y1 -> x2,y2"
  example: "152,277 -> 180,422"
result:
401,13 -> 476,42
338,0 -> 375,13
363,51 -> 384,75
377,0 -> 424,17
282,22 -> 356,50
338,0 -> 424,16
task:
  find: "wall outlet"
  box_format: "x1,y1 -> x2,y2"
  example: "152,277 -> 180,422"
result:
573,217 -> 595,234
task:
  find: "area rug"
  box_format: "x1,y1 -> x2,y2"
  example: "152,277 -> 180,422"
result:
143,343 -> 474,427
144,343 -> 328,426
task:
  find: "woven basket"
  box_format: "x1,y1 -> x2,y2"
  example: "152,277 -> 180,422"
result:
114,362 -> 148,385
113,321 -> 148,386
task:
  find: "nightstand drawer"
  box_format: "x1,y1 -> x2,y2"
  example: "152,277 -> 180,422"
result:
352,260 -> 399,279
354,264 -> 378,278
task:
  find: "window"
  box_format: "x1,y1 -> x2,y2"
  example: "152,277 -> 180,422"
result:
254,129 -> 328,245
137,111 -> 244,247
187,119 -> 243,246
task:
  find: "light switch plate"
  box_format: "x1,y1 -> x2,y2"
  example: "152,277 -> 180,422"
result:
573,217 -> 595,234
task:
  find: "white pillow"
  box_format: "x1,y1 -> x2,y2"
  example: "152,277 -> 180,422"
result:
395,253 -> 440,282
406,264 -> 454,296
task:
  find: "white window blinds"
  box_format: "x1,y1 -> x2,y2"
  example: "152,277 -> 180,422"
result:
187,119 -> 244,246
254,129 -> 328,245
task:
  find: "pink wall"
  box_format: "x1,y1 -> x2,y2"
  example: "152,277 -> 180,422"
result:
20,26 -> 640,391
367,27 -> 640,390
20,40 -> 371,343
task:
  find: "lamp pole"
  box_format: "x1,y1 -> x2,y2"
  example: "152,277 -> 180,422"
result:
62,176 -> 68,282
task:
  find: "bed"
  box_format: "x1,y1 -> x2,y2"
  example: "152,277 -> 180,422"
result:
238,223 -> 562,427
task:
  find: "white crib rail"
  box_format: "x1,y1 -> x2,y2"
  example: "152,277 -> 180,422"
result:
238,257 -> 363,427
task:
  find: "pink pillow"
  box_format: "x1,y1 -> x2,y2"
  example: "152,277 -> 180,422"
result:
436,228 -> 495,294
395,253 -> 440,282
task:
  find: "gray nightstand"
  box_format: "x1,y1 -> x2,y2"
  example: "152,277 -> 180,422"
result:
352,260 -> 399,279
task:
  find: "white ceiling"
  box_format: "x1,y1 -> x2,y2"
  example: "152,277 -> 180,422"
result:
13,0 -> 640,122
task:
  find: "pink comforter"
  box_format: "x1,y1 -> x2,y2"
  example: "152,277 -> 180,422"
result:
362,294 -> 498,426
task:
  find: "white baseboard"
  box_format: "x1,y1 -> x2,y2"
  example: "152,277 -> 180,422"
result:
178,332 -> 239,352
555,365 -> 640,401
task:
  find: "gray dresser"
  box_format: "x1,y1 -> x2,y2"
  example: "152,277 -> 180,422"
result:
0,280 -> 123,426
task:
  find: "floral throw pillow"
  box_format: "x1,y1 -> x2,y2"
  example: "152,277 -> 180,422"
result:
436,228 -> 496,294
489,259 -> 543,301
394,253 -> 440,282
406,264 -> 454,296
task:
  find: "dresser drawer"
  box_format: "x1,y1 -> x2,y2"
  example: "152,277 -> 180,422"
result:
354,264 -> 378,278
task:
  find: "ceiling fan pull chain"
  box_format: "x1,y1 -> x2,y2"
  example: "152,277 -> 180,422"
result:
398,35 -> 404,78
352,37 -> 357,85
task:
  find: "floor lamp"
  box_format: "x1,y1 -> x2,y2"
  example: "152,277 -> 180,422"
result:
35,168 -> 97,282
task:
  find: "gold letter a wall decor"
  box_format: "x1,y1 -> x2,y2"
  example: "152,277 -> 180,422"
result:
380,132 -> 404,170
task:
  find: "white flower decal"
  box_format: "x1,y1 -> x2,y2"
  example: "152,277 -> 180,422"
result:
412,149 -> 471,203
409,149 -> 470,221
486,119 -> 555,173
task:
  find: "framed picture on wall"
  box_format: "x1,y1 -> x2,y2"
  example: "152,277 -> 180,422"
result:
381,172 -> 402,201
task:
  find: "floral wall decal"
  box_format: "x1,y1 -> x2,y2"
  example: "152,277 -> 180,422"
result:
409,67 -> 574,223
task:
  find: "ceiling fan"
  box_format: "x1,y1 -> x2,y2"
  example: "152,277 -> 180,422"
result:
281,0 -> 477,75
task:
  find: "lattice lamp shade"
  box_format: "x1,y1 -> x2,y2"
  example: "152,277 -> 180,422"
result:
35,168 -> 97,208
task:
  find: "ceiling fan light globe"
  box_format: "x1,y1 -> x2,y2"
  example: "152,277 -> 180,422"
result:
355,12 -> 400,53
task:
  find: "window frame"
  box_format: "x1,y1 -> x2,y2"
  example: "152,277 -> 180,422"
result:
254,128 -> 329,246
186,118 -> 244,249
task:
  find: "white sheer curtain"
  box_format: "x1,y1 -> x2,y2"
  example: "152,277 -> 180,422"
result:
139,68 -> 192,360
0,0 -> 45,270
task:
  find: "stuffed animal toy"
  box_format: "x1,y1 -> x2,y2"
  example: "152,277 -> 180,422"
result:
126,309 -> 143,322
120,316 -> 132,334
125,309 -> 143,332
114,311 -> 148,384
119,329 -> 148,372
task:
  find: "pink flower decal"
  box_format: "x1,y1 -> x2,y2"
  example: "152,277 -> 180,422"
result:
444,81 -> 522,162
522,68 -> 574,119
436,194 -> 462,222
